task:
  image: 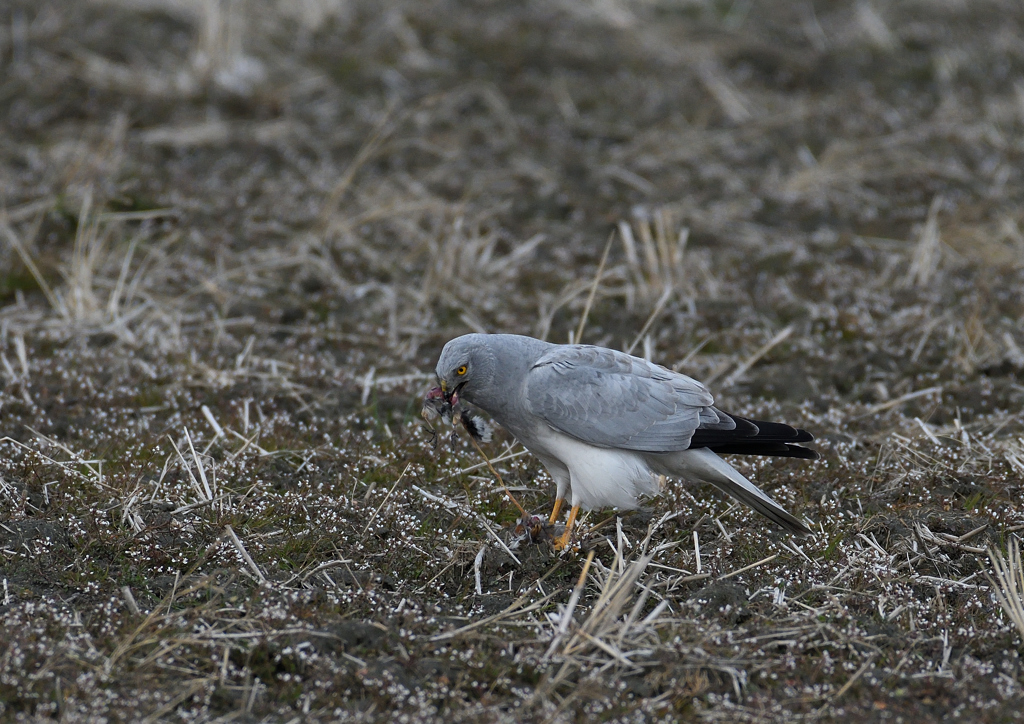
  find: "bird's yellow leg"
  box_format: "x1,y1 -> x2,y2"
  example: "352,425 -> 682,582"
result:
554,504 -> 581,551
548,498 -> 564,524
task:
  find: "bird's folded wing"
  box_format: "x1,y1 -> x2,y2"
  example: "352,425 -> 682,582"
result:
524,345 -> 731,452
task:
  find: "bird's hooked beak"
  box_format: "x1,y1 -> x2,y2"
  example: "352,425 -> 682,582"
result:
430,381 -> 456,406
437,379 -> 464,406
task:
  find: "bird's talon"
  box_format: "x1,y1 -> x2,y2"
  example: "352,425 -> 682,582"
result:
551,504 -> 582,552
553,539 -> 581,553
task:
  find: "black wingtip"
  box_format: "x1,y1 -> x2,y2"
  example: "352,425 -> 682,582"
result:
704,442 -> 819,460
781,443 -> 819,460
691,414 -> 819,460
740,417 -> 815,443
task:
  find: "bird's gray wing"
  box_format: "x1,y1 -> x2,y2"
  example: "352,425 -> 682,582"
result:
524,345 -> 734,452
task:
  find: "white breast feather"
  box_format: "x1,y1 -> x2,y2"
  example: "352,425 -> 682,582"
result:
533,426 -> 660,510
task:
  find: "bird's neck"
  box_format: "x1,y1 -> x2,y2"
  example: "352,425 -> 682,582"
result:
466,336 -> 551,427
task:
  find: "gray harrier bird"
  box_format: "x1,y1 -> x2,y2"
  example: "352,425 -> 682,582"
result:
432,333 -> 816,549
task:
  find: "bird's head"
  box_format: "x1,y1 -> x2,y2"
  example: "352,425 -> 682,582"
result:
433,334 -> 496,407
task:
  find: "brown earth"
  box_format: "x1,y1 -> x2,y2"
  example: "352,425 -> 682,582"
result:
2,0 -> 1024,721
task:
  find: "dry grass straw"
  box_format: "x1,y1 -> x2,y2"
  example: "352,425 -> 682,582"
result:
412,484 -> 523,566
1,217 -> 62,314
2,189 -> 179,347
361,462 -> 412,536
624,284 -> 673,357
856,2 -> 899,51
2,431 -> 107,490
606,209 -> 690,355
617,208 -> 687,306
225,523 -> 267,584
986,537 -> 1024,642
905,195 -> 945,288
571,231 -> 614,345
431,561 -> 565,643
168,428 -> 217,504
419,217 -> 547,309
698,61 -> 753,123
81,0 -> 264,98
464,432 -> 527,518
714,324 -> 794,388
541,514 -> 679,675
318,105 -> 399,229
856,385 -> 944,418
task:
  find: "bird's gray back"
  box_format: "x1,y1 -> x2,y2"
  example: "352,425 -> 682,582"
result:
525,345 -> 733,452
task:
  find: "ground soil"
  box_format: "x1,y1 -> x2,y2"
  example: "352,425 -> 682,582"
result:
2,1 -> 1024,721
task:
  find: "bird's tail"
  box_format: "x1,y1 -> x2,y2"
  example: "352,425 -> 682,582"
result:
659,447 -> 811,535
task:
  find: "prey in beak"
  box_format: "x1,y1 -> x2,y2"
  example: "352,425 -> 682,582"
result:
421,385 -> 492,451
439,379 -> 466,406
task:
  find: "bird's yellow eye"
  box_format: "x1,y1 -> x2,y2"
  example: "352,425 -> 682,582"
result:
456,365 -> 467,376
